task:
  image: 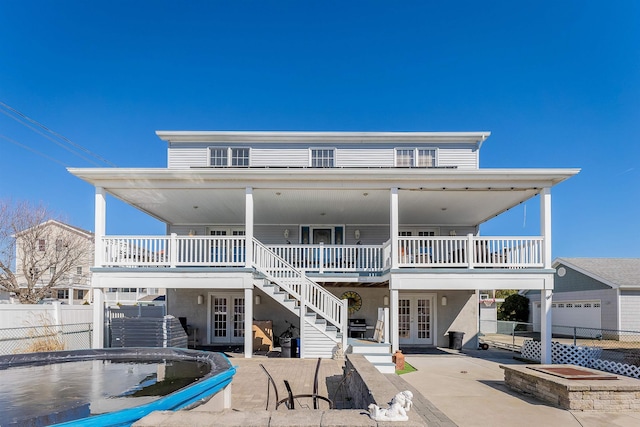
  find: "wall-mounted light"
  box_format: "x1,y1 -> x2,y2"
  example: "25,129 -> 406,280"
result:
449,230 -> 457,236
197,295 -> 204,305
354,229 -> 361,240
283,229 -> 289,239
383,295 -> 389,306
189,229 -> 196,236
255,295 -> 261,305
441,296 -> 448,306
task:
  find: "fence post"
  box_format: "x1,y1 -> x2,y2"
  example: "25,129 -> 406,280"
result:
573,327 -> 577,346
512,322 -> 516,349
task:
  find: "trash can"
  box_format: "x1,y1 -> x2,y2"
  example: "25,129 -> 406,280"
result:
448,331 -> 464,350
280,337 -> 298,358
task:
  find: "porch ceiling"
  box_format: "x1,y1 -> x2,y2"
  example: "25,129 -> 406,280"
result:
68,167 -> 578,227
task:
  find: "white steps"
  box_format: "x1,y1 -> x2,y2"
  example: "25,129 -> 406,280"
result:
347,338 -> 394,373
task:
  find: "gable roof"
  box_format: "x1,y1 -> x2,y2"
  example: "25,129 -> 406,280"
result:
15,219 -> 94,240
553,258 -> 640,289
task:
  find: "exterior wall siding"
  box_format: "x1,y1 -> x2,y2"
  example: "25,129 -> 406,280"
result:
167,142 -> 479,169
554,264 -> 612,293
620,290 -> 640,331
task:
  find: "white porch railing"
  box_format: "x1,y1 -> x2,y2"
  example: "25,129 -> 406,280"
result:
253,239 -> 348,343
398,235 -> 544,268
267,244 -> 385,273
101,235 -> 246,267
100,235 -> 544,269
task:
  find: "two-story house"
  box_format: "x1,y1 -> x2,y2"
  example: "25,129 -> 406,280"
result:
13,220 -> 94,304
69,131 -> 578,364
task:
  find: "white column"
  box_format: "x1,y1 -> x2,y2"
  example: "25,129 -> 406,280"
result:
245,187 -> 254,268
540,187 -> 552,269
391,287 -> 399,353
92,287 -> 105,349
540,286 -> 553,364
244,287 -> 253,358
94,187 -> 106,267
390,188 -> 399,269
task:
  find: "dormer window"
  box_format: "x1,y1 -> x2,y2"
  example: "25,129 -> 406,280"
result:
310,148 -> 335,167
395,148 -> 437,167
209,147 -> 250,167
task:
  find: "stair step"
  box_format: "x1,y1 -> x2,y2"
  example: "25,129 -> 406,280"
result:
363,353 -> 393,364
349,343 -> 392,354
374,362 -> 397,374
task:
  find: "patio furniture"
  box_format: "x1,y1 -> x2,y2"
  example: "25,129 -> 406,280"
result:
260,358 -> 333,410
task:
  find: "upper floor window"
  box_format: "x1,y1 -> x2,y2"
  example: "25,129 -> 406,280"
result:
209,147 -> 250,167
38,239 -> 46,251
76,266 -> 83,275
395,148 -> 437,167
310,149 -> 335,167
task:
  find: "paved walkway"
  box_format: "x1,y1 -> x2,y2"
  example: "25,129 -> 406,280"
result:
400,348 -> 640,427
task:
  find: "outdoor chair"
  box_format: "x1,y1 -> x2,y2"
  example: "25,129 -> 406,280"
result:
259,358 -> 333,410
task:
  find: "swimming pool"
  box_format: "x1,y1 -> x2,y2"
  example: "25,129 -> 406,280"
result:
0,347 -> 236,426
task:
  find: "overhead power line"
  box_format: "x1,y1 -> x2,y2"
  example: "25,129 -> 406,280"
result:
0,101 -> 117,167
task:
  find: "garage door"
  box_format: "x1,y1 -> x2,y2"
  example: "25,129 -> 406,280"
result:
533,300 -> 601,330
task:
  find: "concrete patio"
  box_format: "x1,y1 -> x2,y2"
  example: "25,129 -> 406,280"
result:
134,347 -> 640,426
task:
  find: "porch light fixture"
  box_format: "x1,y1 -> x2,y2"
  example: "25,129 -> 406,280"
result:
188,229 -> 196,236
449,230 -> 456,236
383,295 -> 389,306
441,296 -> 447,306
197,295 -> 204,305
354,229 -> 360,240
283,229 -> 289,239
255,295 -> 261,305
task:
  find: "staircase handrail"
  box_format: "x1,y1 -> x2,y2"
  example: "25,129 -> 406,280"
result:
253,238 -> 346,331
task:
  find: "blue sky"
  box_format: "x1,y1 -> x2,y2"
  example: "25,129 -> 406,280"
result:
1,1 -> 639,257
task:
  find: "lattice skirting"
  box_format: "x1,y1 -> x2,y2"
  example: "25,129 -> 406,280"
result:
521,340 -> 640,379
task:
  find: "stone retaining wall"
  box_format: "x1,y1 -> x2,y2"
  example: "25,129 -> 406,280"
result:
502,364 -> 640,411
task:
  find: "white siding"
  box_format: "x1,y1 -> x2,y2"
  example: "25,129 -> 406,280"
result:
438,146 -> 478,169
338,148 -> 394,167
620,290 -> 640,331
250,148 -> 309,167
167,142 -> 479,169
168,146 -> 209,169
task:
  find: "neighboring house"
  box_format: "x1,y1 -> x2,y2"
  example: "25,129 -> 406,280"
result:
69,130 -> 578,362
12,220 -> 162,306
525,258 -> 640,336
13,220 -> 94,305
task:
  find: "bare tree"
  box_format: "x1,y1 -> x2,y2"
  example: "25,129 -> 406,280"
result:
0,200 -> 93,303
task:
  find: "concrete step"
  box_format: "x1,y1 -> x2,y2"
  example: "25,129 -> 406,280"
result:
373,362 -> 396,374
349,341 -> 391,355
363,353 -> 392,364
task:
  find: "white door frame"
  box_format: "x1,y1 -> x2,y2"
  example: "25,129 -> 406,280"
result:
206,291 -> 246,345
398,292 -> 437,345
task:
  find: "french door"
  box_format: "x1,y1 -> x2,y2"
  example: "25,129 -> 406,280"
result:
398,293 -> 435,345
209,292 -> 245,344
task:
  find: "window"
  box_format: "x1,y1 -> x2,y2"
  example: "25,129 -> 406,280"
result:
418,231 -> 436,237
566,303 -> 573,308
49,267 -> 56,275
594,302 -> 601,308
77,290 -> 85,299
38,239 -> 46,251
396,149 -> 414,167
76,266 -> 83,275
417,149 -> 436,167
57,289 -> 69,299
395,148 -> 437,167
584,303 -> 591,308
310,149 -> 335,167
56,239 -> 64,251
209,147 -> 250,167
231,148 -> 249,166
558,304 -> 565,308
